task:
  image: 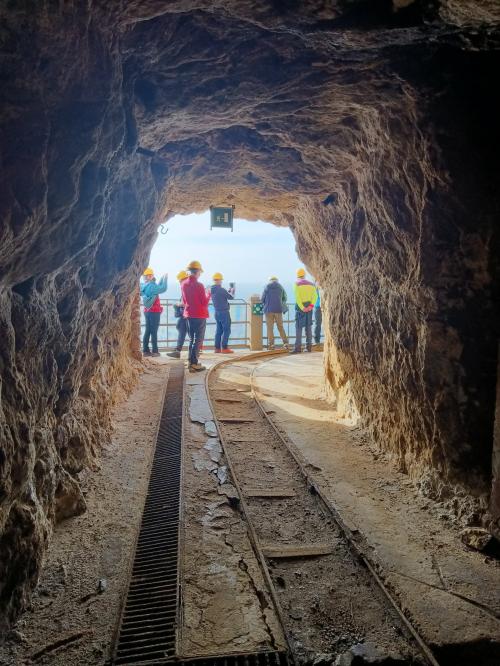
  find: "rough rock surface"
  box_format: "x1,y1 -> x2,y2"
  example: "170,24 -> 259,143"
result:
1,0 -> 499,631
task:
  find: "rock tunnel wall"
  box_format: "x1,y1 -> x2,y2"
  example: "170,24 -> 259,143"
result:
1,0 -> 499,631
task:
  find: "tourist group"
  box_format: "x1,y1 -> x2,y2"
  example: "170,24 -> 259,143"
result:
140,262 -> 322,373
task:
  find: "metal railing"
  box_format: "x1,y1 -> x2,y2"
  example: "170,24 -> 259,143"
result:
140,299 -> 323,350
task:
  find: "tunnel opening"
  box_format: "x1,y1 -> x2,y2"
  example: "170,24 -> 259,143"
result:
1,0 -> 500,661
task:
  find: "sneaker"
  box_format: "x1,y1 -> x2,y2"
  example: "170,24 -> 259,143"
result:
152,352 -> 161,357
214,349 -> 222,354
221,348 -> 234,354
167,350 -> 180,358
189,363 -> 206,373
290,349 -> 302,354
143,351 -> 152,357
306,347 -> 312,353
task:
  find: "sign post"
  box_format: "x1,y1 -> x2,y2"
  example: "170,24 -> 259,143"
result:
210,205 -> 235,232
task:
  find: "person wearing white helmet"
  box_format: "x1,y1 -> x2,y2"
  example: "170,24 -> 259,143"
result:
261,276 -> 289,350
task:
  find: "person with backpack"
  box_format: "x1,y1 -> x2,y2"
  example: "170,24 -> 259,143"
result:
140,267 -> 168,357
261,276 -> 289,350
210,272 -> 235,353
292,268 -> 317,353
167,270 -> 188,359
181,260 -> 210,372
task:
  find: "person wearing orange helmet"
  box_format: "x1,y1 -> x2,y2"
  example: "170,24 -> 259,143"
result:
181,261 -> 210,372
167,270 -> 188,359
210,272 -> 235,353
141,267 -> 168,357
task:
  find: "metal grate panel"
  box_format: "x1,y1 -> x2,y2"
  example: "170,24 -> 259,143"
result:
113,364 -> 184,665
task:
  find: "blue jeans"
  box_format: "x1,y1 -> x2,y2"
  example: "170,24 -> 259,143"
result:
187,318 -> 206,365
176,317 -> 187,351
215,311 -> 232,349
143,311 -> 161,353
295,308 -> 313,351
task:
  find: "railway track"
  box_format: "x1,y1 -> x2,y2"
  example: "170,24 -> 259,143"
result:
206,352 -> 440,666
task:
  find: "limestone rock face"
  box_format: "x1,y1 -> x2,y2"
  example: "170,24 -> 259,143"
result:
1,0 -> 499,631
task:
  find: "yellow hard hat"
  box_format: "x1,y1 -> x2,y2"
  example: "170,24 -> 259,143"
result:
187,260 -> 203,271
269,276 -> 278,281
296,267 -> 306,278
212,272 -> 223,281
176,270 -> 188,281
143,267 -> 154,276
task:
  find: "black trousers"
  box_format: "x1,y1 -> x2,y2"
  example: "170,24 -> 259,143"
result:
187,318 -> 206,365
314,307 -> 322,343
143,311 -> 161,353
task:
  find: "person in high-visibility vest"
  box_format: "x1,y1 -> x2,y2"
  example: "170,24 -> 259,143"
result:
292,268 -> 317,353
140,267 -> 168,357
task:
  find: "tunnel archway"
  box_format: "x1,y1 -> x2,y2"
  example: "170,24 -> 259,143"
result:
1,0 -> 499,632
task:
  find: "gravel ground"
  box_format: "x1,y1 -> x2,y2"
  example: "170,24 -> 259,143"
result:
0,362 -> 168,666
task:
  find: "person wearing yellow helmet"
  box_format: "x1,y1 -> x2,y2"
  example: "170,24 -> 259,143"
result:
181,261 -> 210,372
261,276 -> 289,350
167,271 -> 189,359
141,267 -> 168,357
210,272 -> 236,354
292,268 -> 317,353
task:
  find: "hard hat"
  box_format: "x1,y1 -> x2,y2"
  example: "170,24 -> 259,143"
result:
143,267 -> 154,276
269,276 -> 278,281
176,270 -> 188,281
212,272 -> 223,281
187,260 -> 203,271
296,267 -> 306,278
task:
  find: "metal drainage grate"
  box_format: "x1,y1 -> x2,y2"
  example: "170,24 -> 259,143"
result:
177,653 -> 291,666
113,363 -> 185,665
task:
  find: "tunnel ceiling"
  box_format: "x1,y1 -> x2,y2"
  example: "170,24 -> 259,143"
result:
1,0 -> 500,632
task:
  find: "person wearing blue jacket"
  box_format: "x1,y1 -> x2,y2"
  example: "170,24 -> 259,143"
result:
211,272 -> 235,353
140,267 -> 168,357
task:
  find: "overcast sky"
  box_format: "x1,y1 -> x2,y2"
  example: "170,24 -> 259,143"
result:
149,212 -> 302,291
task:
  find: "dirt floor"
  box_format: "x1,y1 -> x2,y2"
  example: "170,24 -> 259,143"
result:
0,362 -> 169,666
180,364 -> 286,657
251,353 -> 500,664
210,359 -> 424,665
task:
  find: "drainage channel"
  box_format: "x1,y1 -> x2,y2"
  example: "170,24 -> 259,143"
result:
112,363 -> 184,665
111,361 -> 292,666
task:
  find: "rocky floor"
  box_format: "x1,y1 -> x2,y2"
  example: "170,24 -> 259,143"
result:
0,362 -> 169,666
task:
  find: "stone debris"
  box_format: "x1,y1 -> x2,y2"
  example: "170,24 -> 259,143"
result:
204,421 -> 218,437
203,438 -> 223,463
460,527 -> 493,552
216,466 -> 228,485
189,385 -> 214,424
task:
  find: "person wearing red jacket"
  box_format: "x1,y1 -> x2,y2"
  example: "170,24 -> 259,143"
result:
181,260 -> 210,372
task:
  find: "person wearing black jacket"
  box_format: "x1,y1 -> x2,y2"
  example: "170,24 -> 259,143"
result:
167,270 -> 189,358
261,277 -> 289,350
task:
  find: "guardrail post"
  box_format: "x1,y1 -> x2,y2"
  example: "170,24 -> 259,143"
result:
249,295 -> 263,351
